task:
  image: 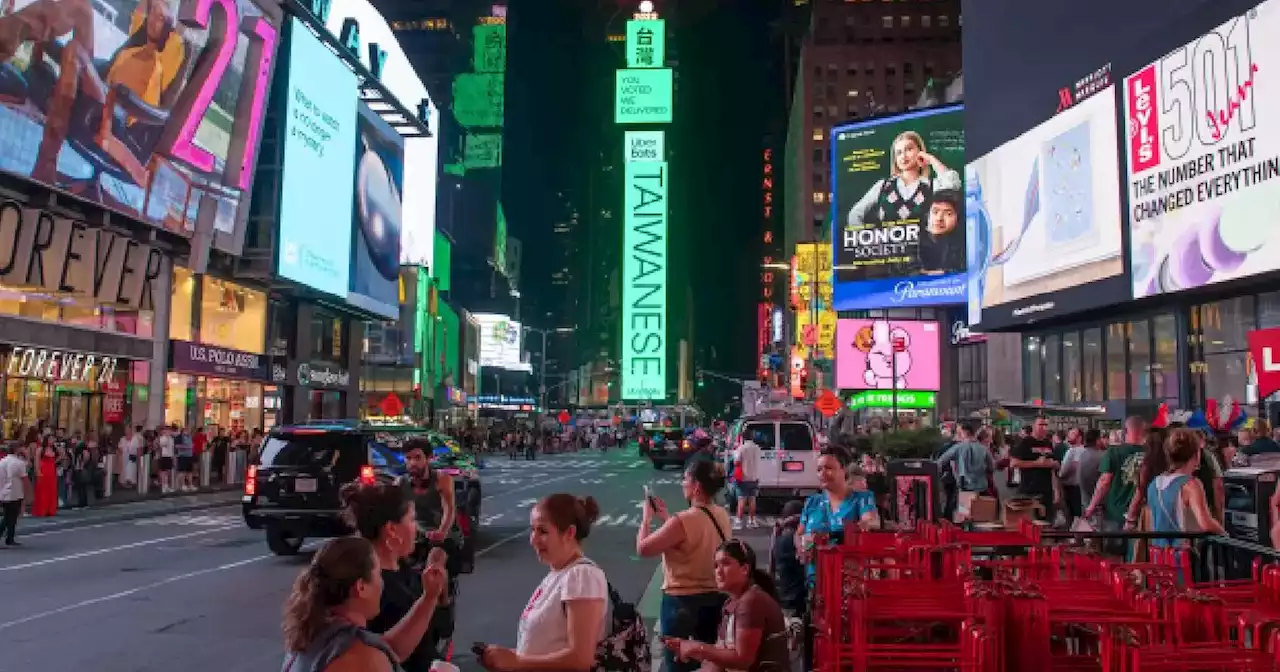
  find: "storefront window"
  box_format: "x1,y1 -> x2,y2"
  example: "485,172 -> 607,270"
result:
0,284 -> 154,337
166,373 -> 193,428
1205,352 -> 1249,404
1201,296 -> 1255,354
1043,335 -> 1061,403
1106,322 -> 1127,399
308,390 -> 344,420
170,267 -> 196,341
1130,320 -> 1152,399
1024,336 -> 1042,401
1152,314 -> 1179,403
1083,328 -> 1103,402
957,342 -> 987,404
1063,331 -> 1081,403
200,276 -> 267,354
1260,292 -> 1280,329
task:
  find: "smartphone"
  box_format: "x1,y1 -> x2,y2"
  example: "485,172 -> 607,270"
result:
472,642 -> 487,657
643,485 -> 657,510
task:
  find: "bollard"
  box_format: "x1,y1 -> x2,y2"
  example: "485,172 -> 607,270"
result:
200,451 -> 212,489
225,451 -> 242,485
137,454 -> 152,495
103,453 -> 115,499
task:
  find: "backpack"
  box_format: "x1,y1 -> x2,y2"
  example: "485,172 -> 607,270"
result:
569,559 -> 650,672
593,582 -> 650,672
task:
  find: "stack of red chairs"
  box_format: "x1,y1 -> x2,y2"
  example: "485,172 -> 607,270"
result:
810,528 -> 1280,671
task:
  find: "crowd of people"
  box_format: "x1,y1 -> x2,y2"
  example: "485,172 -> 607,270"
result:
0,421 -> 264,546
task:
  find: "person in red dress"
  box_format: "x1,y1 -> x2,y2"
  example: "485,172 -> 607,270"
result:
32,441 -> 58,517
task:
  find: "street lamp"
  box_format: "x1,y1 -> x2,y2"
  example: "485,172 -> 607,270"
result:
524,325 -> 574,415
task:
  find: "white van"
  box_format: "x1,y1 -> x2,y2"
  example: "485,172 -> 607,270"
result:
724,410 -> 820,510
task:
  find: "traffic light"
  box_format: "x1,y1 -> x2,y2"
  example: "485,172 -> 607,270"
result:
696,372 -> 705,388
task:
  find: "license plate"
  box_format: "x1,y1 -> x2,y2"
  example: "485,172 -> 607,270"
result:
782,461 -> 805,472
294,478 -> 317,493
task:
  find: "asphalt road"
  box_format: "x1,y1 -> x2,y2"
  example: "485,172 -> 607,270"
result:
0,447 -> 779,672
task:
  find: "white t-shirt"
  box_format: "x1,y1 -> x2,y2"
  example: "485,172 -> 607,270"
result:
516,559 -> 609,656
158,435 -> 175,458
119,436 -> 136,457
0,454 -> 28,502
736,440 -> 761,483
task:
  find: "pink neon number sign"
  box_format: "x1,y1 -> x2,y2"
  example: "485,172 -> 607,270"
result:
161,0 -> 277,191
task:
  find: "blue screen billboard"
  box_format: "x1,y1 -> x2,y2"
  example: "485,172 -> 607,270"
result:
348,104 -> 403,319
830,106 -> 967,309
276,17 -> 358,297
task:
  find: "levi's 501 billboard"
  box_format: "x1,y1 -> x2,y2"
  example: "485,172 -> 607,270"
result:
830,105 -> 966,310
1125,0 -> 1280,299
0,0 -> 279,254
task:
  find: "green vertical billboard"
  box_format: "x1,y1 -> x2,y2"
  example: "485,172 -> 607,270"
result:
622,161 -> 668,400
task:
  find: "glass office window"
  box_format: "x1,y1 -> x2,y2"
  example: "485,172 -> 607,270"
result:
1201,296 -> 1254,354
1129,320 -> 1152,399
1024,335 -> 1043,401
1043,334 -> 1061,403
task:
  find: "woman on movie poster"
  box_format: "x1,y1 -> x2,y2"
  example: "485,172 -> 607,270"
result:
845,130 -> 962,277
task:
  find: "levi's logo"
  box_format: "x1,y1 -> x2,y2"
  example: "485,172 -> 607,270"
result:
1128,66 -> 1160,173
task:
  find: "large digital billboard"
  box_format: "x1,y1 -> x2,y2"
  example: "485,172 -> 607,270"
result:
830,106 -> 966,309
1125,0 -> 1280,299
473,313 -> 530,372
0,0 -> 279,254
834,319 -> 941,391
616,69 -> 673,125
349,104 -> 402,319
324,0 -> 439,269
277,17 -> 358,297
966,85 -> 1126,329
622,159 -> 668,401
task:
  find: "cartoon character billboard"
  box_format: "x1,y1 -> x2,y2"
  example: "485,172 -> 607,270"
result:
834,319 -> 941,391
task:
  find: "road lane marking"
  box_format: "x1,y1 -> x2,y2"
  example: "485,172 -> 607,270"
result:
0,526 -> 240,572
0,540 -> 321,632
475,529 -> 527,557
481,472 -> 581,502
18,505 -> 241,538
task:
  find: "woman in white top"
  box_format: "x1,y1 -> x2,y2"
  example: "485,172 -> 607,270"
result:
480,494 -> 608,672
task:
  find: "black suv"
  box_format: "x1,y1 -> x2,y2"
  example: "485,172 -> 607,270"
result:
243,423 -> 479,572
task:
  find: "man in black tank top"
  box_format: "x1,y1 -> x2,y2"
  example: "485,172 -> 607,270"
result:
403,441 -> 455,545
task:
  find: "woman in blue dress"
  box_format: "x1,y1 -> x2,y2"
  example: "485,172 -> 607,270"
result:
794,447 -> 879,670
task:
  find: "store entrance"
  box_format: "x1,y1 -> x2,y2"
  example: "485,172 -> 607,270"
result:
53,390 -> 103,437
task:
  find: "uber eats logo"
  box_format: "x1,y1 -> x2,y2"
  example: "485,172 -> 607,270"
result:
622,160 -> 667,401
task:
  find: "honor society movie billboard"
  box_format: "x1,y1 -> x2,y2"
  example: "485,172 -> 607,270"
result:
831,105 -> 966,310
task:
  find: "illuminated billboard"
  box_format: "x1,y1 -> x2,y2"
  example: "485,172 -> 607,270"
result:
323,0 -> 440,268
473,313 -> 530,372
626,19 -> 665,68
349,104 -> 403,319
616,69 -> 673,124
0,0 -> 279,254
1125,1 -> 1280,299
830,105 -> 966,309
792,243 -> 835,360
622,160 -> 668,400
277,17 -> 358,296
834,319 -> 941,391
625,131 -> 665,162
966,83 -> 1124,329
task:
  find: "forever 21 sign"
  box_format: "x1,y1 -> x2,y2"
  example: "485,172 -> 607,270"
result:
0,202 -> 169,311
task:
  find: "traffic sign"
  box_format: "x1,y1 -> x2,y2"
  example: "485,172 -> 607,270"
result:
815,390 -> 841,417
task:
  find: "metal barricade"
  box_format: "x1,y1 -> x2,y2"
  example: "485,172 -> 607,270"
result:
136,454 -> 152,495
199,451 -> 212,488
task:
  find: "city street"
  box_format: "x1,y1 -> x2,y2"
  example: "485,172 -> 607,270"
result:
0,448 -> 778,672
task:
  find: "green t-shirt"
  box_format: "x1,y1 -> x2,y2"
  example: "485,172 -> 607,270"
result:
1099,443 -> 1145,522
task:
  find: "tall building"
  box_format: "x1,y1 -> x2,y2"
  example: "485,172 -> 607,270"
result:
785,0 -> 961,251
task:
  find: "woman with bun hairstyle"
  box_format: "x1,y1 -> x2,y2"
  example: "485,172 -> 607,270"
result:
479,493 -> 609,672
637,458 -> 733,672
282,536 -> 399,671
666,539 -> 791,672
338,481 -> 448,672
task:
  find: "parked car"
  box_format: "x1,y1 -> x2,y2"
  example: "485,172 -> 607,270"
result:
647,428 -> 695,469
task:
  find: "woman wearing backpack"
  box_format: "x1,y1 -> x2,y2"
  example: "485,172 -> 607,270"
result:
480,494 -> 609,672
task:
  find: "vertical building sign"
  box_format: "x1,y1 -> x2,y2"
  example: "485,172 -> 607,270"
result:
619,14 -> 670,401
760,146 -> 777,381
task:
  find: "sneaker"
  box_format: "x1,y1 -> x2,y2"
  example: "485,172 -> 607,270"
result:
748,517 -> 760,528
732,518 -> 743,531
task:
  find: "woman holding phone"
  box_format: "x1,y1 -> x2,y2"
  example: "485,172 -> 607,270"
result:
636,459 -> 733,672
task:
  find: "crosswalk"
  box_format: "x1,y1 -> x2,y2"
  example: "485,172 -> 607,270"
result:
135,514 -> 242,527
483,458 -> 649,471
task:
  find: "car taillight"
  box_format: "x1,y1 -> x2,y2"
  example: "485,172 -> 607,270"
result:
244,465 -> 257,496
360,465 -> 375,484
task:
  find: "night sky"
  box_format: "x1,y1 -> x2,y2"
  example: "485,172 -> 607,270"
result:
503,0 -> 783,408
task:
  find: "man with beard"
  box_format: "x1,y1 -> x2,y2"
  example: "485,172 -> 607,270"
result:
400,439 -> 459,658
